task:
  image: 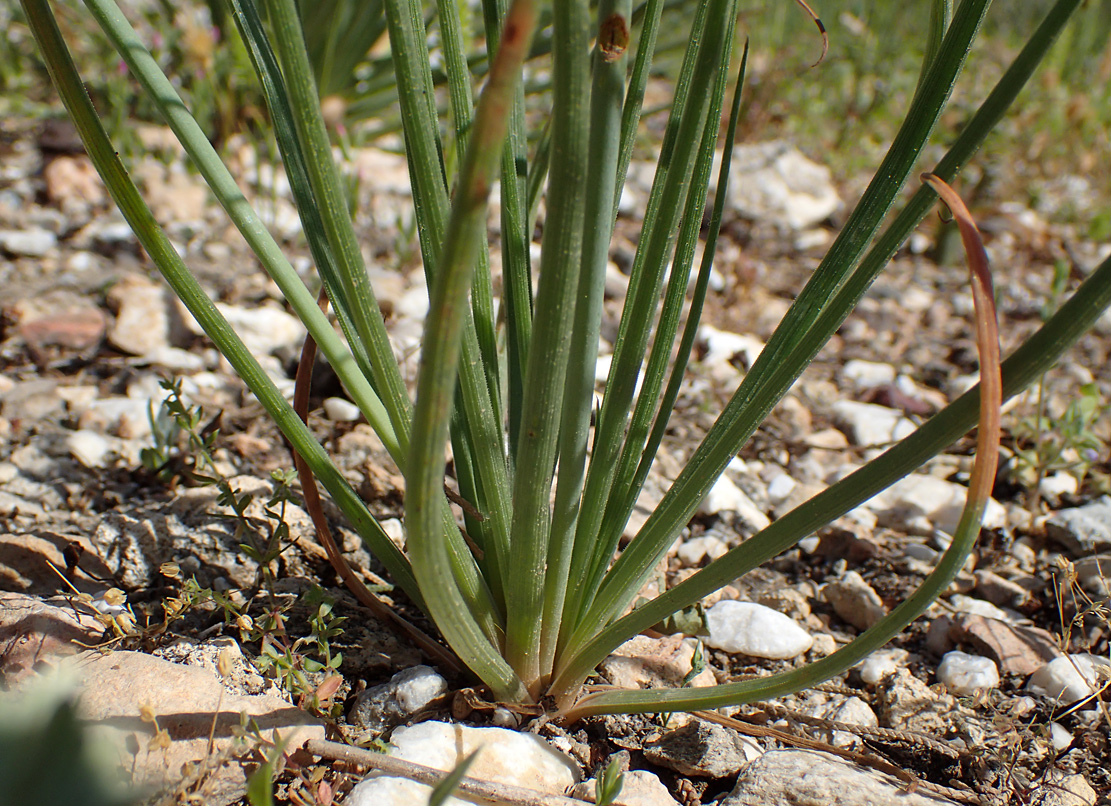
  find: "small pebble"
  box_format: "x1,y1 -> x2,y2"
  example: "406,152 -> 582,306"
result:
677,535 -> 728,566
842,359 -> 896,390
67,429 -> 113,468
936,650 -> 999,695
765,473 -> 797,506
858,648 -> 909,685
948,594 -> 1011,621
705,600 -> 813,659
323,396 -> 362,422
1049,722 -> 1073,752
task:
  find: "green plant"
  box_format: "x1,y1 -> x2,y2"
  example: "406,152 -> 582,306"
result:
22,0 -> 1111,724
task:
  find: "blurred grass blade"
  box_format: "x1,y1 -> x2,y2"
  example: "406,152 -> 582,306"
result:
916,0 -> 954,98
612,0 -> 663,221
562,175 -> 1003,719
406,0 -> 539,703
297,0 -> 388,100
268,0 -> 414,444
228,0 -> 382,422
20,0 -> 421,607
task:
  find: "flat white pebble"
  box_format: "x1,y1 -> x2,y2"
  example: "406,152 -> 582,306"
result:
705,600 -> 812,659
949,594 -> 1011,621
937,650 -> 999,695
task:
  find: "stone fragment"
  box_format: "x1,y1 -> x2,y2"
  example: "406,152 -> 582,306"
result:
571,769 -> 680,806
17,307 -> 106,353
0,532 -> 112,594
722,750 -> 962,806
57,650 -> 324,804
1046,496 -> 1111,555
704,601 -> 812,659
805,696 -> 878,748
842,359 -> 896,390
831,400 -> 916,448
765,473 -> 797,506
323,396 -> 361,422
214,303 -> 306,357
106,276 -> 178,356
0,592 -> 104,686
822,571 -> 887,631
349,666 -> 448,734
346,721 -> 579,806
857,648 -> 909,685
1027,772 -> 1097,806
44,155 -> 107,210
865,474 -> 1007,536
948,594 -> 1011,621
697,325 -> 764,375
720,141 -> 842,231
874,669 -> 957,734
1027,654 -> 1111,705
600,634 -> 716,691
1038,472 -> 1079,505
973,569 -> 1032,609
698,475 -> 771,533
643,720 -> 759,778
66,429 -> 114,468
676,535 -> 728,566
936,650 -> 999,695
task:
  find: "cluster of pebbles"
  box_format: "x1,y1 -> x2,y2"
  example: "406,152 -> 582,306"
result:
1,115 -> 1110,805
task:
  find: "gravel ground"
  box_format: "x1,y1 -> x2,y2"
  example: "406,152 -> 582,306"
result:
1,114 -> 1110,806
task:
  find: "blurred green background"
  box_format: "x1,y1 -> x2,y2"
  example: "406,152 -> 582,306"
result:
1,0 -> 1109,234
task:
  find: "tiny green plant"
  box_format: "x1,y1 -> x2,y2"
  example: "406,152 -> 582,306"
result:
21,0 -> 1111,725
594,754 -> 626,806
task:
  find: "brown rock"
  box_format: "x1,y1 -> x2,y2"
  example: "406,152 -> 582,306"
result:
0,531 -> 114,595
947,613 -> 1060,676
18,308 -> 107,353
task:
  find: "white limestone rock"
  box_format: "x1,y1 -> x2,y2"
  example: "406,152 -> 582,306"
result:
698,475 -> 771,534
1027,654 -> 1111,705
831,400 -> 916,448
936,651 -> 1000,695
346,721 -> 579,806
718,141 -> 842,231
705,601 -> 812,659
857,648 -> 910,685
865,473 -> 1007,536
